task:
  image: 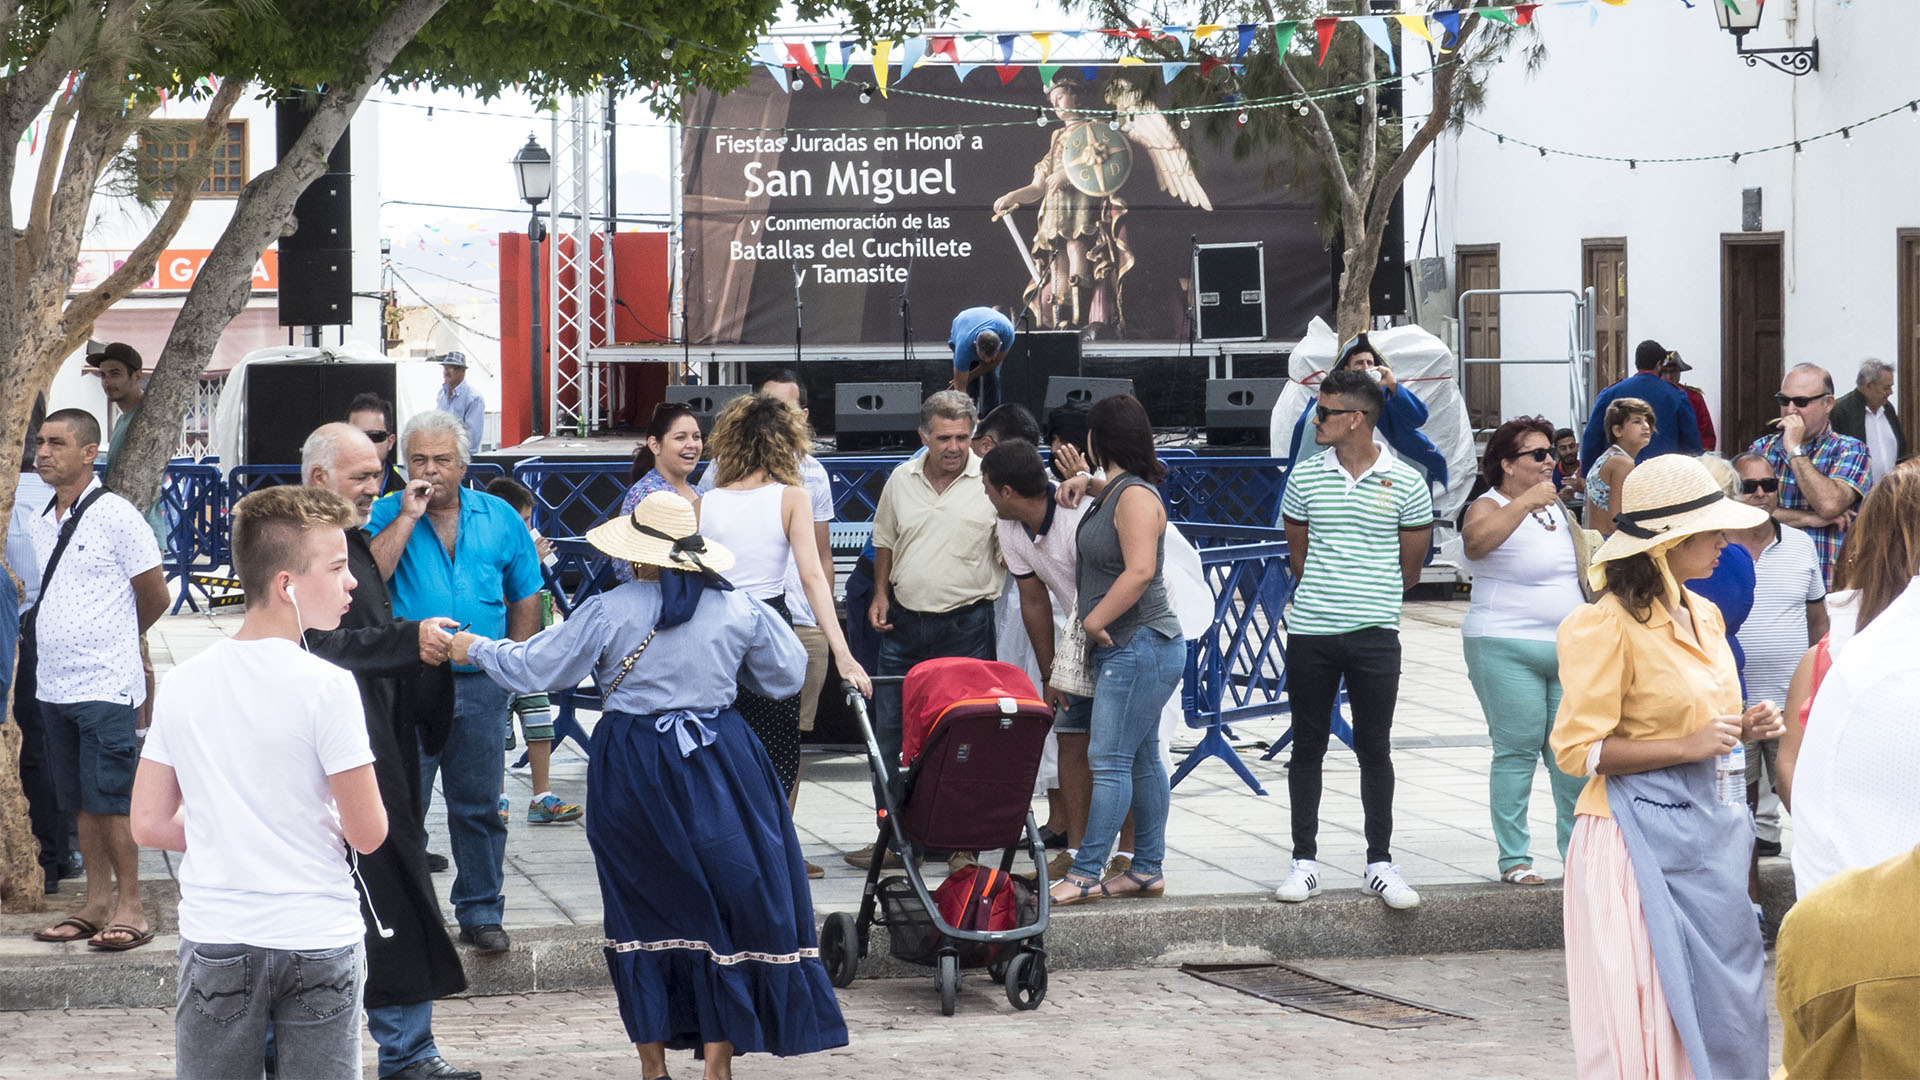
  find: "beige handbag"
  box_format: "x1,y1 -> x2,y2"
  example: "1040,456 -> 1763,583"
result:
1560,502 -> 1603,602
1049,610 -> 1097,698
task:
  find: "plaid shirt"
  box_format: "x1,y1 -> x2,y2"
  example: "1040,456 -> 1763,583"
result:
1746,426 -> 1872,586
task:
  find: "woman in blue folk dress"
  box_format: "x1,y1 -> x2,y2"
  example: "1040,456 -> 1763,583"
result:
450,491 -> 845,1080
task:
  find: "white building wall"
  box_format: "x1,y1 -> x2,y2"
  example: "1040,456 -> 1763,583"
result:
1416,0 -> 1917,437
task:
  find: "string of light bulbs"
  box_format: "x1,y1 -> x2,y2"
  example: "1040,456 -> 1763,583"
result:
1464,96 -> 1920,167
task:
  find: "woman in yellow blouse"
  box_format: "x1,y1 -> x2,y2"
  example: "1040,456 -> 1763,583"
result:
1550,455 -> 1784,1079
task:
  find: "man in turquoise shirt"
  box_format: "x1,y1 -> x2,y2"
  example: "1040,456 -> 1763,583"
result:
368,409 -> 541,954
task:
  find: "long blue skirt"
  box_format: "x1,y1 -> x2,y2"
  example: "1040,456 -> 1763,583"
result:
587,707 -> 848,1056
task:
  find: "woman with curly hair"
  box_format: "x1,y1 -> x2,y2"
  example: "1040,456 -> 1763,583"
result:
699,392 -> 871,794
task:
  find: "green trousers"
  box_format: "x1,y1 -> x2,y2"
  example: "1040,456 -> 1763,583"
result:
1462,635 -> 1584,872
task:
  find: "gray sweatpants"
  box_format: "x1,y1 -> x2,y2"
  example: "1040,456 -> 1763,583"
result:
175,938 -> 365,1079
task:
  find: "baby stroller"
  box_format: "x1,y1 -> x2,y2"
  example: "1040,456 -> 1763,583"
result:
821,657 -> 1054,1015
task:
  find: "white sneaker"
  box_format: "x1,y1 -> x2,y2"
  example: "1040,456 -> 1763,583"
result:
1274,859 -> 1322,903
1364,861 -> 1420,909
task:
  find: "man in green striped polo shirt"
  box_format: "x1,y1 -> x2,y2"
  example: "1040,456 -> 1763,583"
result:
1275,368 -> 1435,911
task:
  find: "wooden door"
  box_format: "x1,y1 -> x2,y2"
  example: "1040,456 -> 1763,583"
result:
1583,239 -> 1628,395
1455,245 -> 1501,430
1721,235 -> 1785,452
1900,229 -> 1920,444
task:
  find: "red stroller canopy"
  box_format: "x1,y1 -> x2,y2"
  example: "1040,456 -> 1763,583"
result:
900,657 -> 1046,767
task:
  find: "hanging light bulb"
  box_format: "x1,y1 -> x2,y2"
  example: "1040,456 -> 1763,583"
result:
661,45 -> 674,60
1793,140 -> 1803,155
1628,159 -> 1637,172
1179,114 -> 1191,130
1035,109 -> 1048,127
858,83 -> 873,104
791,73 -> 805,90
1297,103 -> 1309,116
1354,93 -> 1364,105
1730,151 -> 1742,166
1109,115 -> 1120,130
1842,127 -> 1853,147
1236,110 -> 1249,124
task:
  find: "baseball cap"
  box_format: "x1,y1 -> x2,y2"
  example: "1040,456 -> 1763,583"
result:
435,351 -> 468,368
87,341 -> 143,373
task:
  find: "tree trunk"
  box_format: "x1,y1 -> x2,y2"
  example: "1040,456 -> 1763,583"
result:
109,0 -> 453,511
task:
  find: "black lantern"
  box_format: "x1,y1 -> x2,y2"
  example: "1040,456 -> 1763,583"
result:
1714,0 -> 1818,76
512,134 -> 551,436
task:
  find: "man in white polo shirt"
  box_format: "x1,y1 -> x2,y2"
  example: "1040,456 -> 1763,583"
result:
24,409 -> 168,950
1275,369 -> 1434,911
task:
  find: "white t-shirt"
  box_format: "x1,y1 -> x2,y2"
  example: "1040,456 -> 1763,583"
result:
25,478 -> 163,705
1791,575 -> 1920,898
1864,405 -> 1899,486
997,495 -> 1088,608
142,638 -> 375,949
1735,524 -> 1825,708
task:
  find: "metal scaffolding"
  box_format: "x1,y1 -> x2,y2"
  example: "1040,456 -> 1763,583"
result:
546,89 -> 616,434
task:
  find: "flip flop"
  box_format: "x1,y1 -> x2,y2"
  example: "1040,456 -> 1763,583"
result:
1501,865 -> 1547,886
33,916 -> 100,943
87,924 -> 155,951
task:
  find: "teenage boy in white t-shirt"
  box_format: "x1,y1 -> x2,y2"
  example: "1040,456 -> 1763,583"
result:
131,485 -> 388,1079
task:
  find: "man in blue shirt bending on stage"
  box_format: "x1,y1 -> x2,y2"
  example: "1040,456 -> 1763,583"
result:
949,306 -> 1015,415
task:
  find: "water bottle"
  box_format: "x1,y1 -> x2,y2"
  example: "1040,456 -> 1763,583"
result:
1717,742 -> 1747,807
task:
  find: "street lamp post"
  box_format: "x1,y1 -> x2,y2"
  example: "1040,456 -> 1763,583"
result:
1714,0 -> 1818,77
512,134 -> 553,437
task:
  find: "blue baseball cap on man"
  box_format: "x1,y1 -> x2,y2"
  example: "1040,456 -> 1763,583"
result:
435,351 -> 468,368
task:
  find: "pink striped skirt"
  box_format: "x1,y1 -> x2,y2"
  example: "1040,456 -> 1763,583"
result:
1563,813 -> 1694,1080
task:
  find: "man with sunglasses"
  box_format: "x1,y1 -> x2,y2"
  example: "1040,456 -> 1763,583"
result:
1744,363 -> 1873,586
349,393 -> 407,496
1730,451 -> 1827,862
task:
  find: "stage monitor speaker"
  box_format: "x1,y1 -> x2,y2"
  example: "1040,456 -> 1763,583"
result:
834,381 -> 921,451
245,361 -> 395,467
1194,241 -> 1266,341
665,384 -> 750,436
277,250 -> 352,326
1205,378 -> 1288,446
1000,331 -> 1082,420
1044,377 -> 1135,415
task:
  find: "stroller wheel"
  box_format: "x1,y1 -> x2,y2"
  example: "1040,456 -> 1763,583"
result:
935,952 -> 959,1016
1004,951 -> 1047,1010
821,912 -> 860,988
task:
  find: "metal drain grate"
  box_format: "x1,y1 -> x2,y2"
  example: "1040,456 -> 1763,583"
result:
1181,963 -> 1475,1030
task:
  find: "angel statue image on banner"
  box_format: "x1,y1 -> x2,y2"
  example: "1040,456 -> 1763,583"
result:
991,76 -> 1213,337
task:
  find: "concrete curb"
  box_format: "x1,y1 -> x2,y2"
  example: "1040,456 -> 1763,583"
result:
0,865 -> 1797,1010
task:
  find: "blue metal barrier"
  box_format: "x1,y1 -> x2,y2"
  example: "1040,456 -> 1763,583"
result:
159,463 -> 228,613
511,457 -> 634,537
1161,457 -> 1286,527
1170,530 -> 1292,796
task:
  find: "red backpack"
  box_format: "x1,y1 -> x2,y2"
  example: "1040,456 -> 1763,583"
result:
934,865 -> 1020,944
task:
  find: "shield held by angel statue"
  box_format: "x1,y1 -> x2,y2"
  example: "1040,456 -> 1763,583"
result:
992,78 -> 1213,335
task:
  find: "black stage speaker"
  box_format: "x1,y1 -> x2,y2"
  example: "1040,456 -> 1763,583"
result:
1000,330 -> 1082,421
1194,242 -> 1266,341
276,100 -> 353,328
666,384 -> 750,436
1205,378 -> 1288,446
1044,377 -> 1135,414
835,381 -> 921,451
245,361 -> 395,466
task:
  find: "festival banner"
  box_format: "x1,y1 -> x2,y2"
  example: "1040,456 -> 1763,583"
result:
682,67 -> 1333,347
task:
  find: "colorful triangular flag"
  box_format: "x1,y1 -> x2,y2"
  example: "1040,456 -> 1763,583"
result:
1353,16 -> 1395,73
1314,17 -> 1338,65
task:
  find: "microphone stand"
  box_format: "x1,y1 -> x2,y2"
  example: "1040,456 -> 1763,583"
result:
791,260 -> 804,370
899,244 -> 915,380
1188,234 -> 1200,369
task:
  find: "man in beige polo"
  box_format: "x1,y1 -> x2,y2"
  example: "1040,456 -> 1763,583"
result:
847,390 -> 1001,869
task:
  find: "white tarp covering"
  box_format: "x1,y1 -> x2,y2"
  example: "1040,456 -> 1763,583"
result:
210,344 -> 440,467
1268,317 -> 1479,523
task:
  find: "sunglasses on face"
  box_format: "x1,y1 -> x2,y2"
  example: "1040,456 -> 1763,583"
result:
1774,393 -> 1830,408
362,429 -> 393,442
1315,405 -> 1365,423
1506,448 -> 1554,463
1740,477 -> 1781,494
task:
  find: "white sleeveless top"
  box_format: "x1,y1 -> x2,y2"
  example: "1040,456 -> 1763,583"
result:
1461,490 -> 1586,642
698,484 -> 792,601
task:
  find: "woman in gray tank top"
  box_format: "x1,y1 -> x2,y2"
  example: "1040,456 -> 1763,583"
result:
1050,394 -> 1185,907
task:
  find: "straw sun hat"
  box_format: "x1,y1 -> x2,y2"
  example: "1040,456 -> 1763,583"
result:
586,491 -> 735,574
1590,454 -> 1770,568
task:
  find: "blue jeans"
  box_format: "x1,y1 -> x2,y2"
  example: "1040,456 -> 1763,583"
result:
1069,629 -> 1184,881
421,672 -> 511,928
174,939 -> 364,1080
875,600 -> 995,798
367,1000 -> 440,1075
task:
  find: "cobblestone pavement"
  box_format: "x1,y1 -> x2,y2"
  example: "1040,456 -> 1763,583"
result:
0,950 -> 1784,1079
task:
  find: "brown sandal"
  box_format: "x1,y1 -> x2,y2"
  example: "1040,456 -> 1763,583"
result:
87,924 -> 155,951
33,916 -> 100,943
